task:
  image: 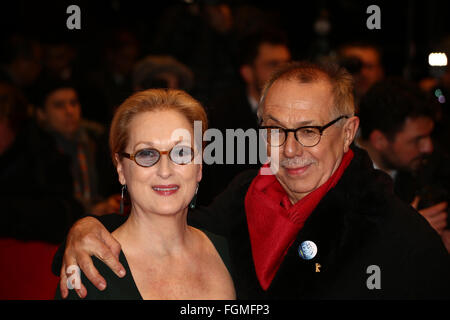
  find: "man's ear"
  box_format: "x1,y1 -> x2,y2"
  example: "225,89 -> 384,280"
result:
36,108 -> 46,123
240,64 -> 253,85
115,153 -> 126,185
343,116 -> 360,153
369,129 -> 389,151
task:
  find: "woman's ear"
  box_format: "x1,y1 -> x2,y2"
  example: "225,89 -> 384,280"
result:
115,153 -> 126,185
196,164 -> 203,183
343,116 -> 360,153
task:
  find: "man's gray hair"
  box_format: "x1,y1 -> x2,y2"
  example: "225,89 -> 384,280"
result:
257,61 -> 355,122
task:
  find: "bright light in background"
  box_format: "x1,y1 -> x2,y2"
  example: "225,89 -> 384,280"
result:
428,52 -> 448,66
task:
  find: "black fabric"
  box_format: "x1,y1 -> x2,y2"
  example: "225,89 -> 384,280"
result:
199,85 -> 261,206
54,229 -> 232,300
209,86 -> 259,133
55,250 -> 141,300
53,146 -> 450,299
0,119 -> 118,244
52,213 -> 126,275
193,146 -> 450,299
0,121 -> 85,243
394,147 -> 450,209
393,146 -> 450,228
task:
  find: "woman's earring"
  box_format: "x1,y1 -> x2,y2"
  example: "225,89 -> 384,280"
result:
120,184 -> 127,215
189,184 -> 199,209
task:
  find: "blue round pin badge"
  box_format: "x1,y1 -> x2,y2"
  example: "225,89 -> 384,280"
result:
298,240 -> 318,260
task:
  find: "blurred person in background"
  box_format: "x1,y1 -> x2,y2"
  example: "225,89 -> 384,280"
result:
33,79 -> 121,217
132,55 -> 194,92
419,35 -> 450,156
40,38 -> 77,82
337,41 -> 384,108
0,82 -> 75,298
0,34 -> 42,101
0,82 -> 84,243
200,28 -> 291,205
35,34 -> 108,130
210,27 -> 291,131
152,0 -> 238,104
357,78 -> 450,252
87,28 -> 141,125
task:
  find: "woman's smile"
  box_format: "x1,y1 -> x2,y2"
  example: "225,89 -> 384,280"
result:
151,184 -> 180,196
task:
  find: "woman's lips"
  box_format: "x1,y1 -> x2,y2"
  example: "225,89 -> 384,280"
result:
152,184 -> 179,196
284,164 -> 312,176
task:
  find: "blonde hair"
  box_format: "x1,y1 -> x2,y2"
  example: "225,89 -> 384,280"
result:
258,61 -> 355,122
109,88 -> 208,166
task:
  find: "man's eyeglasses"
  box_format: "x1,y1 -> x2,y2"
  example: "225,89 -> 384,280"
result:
120,145 -> 194,167
260,115 -> 349,147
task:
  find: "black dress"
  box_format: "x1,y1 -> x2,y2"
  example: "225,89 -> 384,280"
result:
55,229 -> 232,300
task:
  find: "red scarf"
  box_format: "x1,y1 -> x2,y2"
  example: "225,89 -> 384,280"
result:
244,150 -> 354,290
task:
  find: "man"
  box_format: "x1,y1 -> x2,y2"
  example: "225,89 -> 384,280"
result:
54,62 -> 449,299
86,29 -> 140,125
337,41 -> 384,106
0,82 -> 84,243
34,80 -> 120,216
200,28 -> 291,204
357,78 -> 450,251
210,28 -> 291,131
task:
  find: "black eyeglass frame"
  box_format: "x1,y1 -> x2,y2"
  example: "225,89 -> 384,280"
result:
259,115 -> 349,147
120,145 -> 195,168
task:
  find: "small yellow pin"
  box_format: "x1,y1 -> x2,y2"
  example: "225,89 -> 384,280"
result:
315,263 -> 321,273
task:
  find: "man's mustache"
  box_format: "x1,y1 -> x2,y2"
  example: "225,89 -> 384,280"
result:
280,157 -> 317,168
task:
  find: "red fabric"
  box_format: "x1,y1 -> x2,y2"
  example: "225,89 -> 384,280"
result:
0,238 -> 60,300
245,150 -> 354,290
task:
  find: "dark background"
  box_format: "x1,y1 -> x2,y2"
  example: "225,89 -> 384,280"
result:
1,0 -> 449,82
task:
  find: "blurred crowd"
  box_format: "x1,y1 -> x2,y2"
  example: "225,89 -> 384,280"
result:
0,1 -> 449,250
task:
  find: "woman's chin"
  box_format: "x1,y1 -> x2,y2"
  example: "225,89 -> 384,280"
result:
143,202 -> 188,216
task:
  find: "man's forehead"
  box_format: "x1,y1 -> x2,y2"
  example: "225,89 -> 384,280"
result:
402,116 -> 434,135
262,79 -> 334,124
267,77 -> 332,95
343,47 -> 380,63
47,88 -> 77,100
258,43 -> 290,58
263,106 -> 323,127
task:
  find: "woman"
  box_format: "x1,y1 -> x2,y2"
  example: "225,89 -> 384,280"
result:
56,89 -> 235,299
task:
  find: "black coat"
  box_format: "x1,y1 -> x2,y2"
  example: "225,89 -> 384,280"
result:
394,146 -> 450,212
0,120 -> 118,244
53,147 -> 450,298
190,147 -> 450,299
0,121 -> 85,243
199,85 -> 261,206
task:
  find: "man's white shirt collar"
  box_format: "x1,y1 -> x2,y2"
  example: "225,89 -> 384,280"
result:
247,95 -> 259,114
373,161 -> 398,180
